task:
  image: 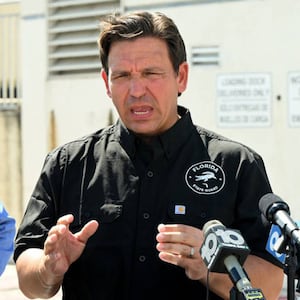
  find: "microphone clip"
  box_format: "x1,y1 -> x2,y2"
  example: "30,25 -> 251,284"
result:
230,287 -> 265,300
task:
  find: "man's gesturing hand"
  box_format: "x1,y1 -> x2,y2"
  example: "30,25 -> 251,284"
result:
40,214 -> 99,286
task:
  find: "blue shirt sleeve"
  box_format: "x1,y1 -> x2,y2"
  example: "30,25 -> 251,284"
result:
0,202 -> 16,276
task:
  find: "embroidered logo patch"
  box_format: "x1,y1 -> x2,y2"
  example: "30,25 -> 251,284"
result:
185,161 -> 225,195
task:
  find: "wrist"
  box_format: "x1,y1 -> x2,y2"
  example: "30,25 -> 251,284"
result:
36,262 -> 63,293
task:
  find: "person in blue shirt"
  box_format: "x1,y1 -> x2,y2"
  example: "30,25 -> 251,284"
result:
0,201 -> 16,276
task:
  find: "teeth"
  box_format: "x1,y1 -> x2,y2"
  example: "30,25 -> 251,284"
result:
133,110 -> 148,115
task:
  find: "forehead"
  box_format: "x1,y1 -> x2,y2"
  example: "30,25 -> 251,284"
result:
108,37 -> 170,68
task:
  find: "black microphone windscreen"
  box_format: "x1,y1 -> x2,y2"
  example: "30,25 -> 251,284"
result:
259,193 -> 290,221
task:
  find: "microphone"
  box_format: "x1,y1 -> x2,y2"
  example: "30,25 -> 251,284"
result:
259,193 -> 300,246
200,220 -> 265,299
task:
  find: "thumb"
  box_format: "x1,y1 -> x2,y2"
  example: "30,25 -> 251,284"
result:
75,220 -> 99,244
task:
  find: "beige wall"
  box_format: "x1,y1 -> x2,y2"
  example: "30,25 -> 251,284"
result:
0,2 -> 22,223
0,103 -> 22,225
0,2 -> 19,13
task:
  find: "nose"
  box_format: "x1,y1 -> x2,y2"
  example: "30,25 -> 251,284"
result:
129,75 -> 146,98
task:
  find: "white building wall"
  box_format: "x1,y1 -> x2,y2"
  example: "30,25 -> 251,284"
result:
46,76 -> 115,144
20,0 -> 300,222
20,0 -> 49,205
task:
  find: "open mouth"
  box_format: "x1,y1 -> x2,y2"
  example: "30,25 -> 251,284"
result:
131,106 -> 153,117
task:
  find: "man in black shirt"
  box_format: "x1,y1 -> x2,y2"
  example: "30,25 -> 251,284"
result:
14,11 -> 283,300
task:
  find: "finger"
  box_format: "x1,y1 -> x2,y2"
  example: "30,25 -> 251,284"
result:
75,220 -> 99,244
157,224 -> 196,243
157,250 -> 186,267
45,221 -> 70,254
47,214 -> 74,240
157,247 -> 200,269
157,223 -> 194,233
157,242 -> 198,258
48,224 -> 67,237
57,214 -> 74,226
157,224 -> 204,246
156,230 -> 189,244
44,232 -> 61,256
44,225 -> 67,253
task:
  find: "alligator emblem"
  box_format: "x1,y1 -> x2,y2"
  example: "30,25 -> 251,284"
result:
195,171 -> 216,187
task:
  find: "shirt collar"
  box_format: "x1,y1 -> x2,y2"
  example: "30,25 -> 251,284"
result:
117,106 -> 196,160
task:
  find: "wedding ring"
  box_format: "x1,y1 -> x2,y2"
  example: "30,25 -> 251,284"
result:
189,246 -> 195,258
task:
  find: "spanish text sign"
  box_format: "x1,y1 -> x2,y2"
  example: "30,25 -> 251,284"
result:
288,72 -> 300,127
217,73 -> 271,127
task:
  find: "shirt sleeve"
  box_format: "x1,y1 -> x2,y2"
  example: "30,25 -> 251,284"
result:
233,150 -> 283,268
13,147 -> 66,262
0,202 -> 16,276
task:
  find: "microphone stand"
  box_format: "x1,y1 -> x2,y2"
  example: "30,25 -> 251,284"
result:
284,241 -> 298,300
296,245 -> 300,294
276,230 -> 299,300
226,263 -> 265,300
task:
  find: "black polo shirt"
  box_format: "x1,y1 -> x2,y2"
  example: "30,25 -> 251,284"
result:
14,106 -> 279,300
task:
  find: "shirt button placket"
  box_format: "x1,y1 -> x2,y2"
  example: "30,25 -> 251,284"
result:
136,169 -> 153,265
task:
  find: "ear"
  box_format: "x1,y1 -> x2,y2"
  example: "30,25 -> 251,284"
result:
177,62 -> 188,95
101,69 -> 112,98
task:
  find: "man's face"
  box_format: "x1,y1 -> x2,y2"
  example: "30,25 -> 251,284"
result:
101,37 -> 188,137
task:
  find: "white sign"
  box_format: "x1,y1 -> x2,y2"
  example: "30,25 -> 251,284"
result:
288,72 -> 300,127
217,73 -> 272,127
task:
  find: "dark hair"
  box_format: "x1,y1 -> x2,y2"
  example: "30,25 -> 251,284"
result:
98,11 -> 187,75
